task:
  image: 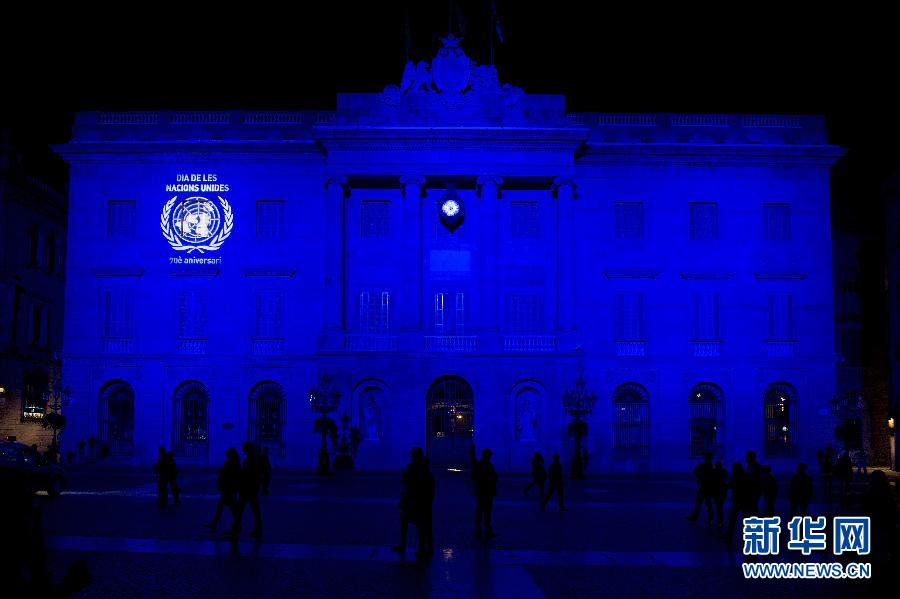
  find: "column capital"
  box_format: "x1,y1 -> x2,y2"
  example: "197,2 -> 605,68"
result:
476,174 -> 503,188
400,174 -> 426,186
553,177 -> 575,190
325,175 -> 347,189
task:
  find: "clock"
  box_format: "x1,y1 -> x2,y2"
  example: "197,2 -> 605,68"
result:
438,187 -> 464,232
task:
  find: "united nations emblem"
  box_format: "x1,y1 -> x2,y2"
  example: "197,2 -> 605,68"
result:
160,195 -> 233,253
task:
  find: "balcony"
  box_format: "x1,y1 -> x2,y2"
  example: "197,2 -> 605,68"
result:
177,338 -> 207,355
344,334 -> 398,352
766,340 -> 797,358
503,335 -> 558,353
615,340 -> 646,357
424,336 -> 477,353
102,337 -> 134,354
252,337 -> 285,356
691,340 -> 721,358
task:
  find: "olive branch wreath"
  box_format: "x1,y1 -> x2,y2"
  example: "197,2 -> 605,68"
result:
160,195 -> 233,253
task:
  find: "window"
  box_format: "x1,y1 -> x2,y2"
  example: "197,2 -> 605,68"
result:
103,288 -> 132,340
256,200 -> 285,240
249,381 -> 286,453
107,200 -> 136,239
615,293 -> 645,340
613,383 -> 650,457
361,201 -> 390,238
689,383 -> 723,457
99,380 -> 135,455
767,294 -> 794,339
173,381 -> 210,458
764,203 -> 791,240
21,369 -> 47,420
689,202 -> 718,240
510,201 -> 540,239
433,292 -> 465,335
764,382 -> 797,456
359,290 -> 391,333
178,289 -> 208,339
31,304 -> 46,346
692,293 -> 720,340
255,291 -> 284,339
507,294 -> 545,334
615,202 -> 644,240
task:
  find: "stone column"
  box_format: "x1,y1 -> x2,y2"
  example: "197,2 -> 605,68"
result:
555,178 -> 576,337
400,175 -> 424,332
324,176 -> 346,333
478,175 -> 503,343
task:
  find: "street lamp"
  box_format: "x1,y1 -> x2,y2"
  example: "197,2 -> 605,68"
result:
309,374 -> 340,475
562,371 -> 597,480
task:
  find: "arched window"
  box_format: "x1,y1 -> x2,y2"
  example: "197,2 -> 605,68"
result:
173,381 -> 209,458
99,380 -> 134,455
357,385 -> 384,441
249,381 -> 286,454
514,386 -> 540,442
613,383 -> 650,457
764,382 -> 797,456
689,383 -> 723,457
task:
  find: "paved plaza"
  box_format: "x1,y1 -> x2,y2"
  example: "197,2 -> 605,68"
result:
36,466 -> 890,597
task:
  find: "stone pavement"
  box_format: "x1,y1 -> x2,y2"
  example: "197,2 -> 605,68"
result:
37,468 -> 889,598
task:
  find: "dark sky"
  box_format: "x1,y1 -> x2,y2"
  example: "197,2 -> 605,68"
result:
3,1 -> 898,219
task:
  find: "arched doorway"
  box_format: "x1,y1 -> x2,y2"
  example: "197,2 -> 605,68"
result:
99,380 -> 135,455
426,376 -> 474,467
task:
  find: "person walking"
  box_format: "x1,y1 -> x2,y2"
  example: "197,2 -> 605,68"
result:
154,446 -> 179,507
722,462 -> 756,542
710,460 -> 728,528
541,453 -> 566,512
228,442 -> 262,538
393,447 -> 435,558
835,450 -> 853,497
206,448 -> 241,533
473,448 -> 498,539
524,452 -> 546,498
788,463 -> 812,518
761,465 -> 777,517
687,452 -> 714,524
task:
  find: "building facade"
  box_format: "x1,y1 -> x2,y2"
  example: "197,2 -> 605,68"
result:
55,39 -> 844,471
0,131 -> 68,446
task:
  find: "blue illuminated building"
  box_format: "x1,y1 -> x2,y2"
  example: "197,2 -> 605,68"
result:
54,37 -> 844,471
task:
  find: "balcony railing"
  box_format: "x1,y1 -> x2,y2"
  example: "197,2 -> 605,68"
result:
252,337 -> 285,356
344,334 -> 398,352
692,340 -> 721,358
424,336 -> 477,353
503,335 -> 558,352
615,340 -> 646,357
766,340 -> 797,358
177,338 -> 207,355
102,337 -> 134,354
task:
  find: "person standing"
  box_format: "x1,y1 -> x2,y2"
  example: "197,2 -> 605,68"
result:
760,465 -> 777,517
722,462 -> 756,542
835,450 -> 853,497
541,453 -> 566,512
154,446 -> 179,507
228,442 -> 262,538
473,448 -> 498,539
710,460 -> 728,527
788,463 -> 812,518
394,448 -> 426,556
687,452 -> 714,524
206,448 -> 241,533
524,452 -> 546,498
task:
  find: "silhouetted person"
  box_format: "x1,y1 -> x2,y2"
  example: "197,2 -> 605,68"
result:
229,442 -> 262,538
207,448 -> 241,533
688,452 -> 714,524
864,470 -> 896,562
760,465 -> 777,517
154,446 -> 179,507
723,462 -> 757,541
744,450 -> 762,515
817,447 -> 834,499
711,460 -> 728,527
854,448 -> 868,475
393,447 -> 435,558
260,447 -> 272,496
541,453 -> 566,512
473,448 -> 498,539
788,463 -> 812,517
524,452 -> 546,498
835,450 -> 852,497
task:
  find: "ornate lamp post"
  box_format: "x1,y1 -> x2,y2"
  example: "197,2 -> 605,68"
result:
43,365 -> 72,461
309,374 -> 340,475
562,371 -> 597,480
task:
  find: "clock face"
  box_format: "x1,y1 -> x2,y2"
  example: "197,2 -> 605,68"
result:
441,199 -> 460,217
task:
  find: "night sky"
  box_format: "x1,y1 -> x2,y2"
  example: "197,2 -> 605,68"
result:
3,1 -> 897,227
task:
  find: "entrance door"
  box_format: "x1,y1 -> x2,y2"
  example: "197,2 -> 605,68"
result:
426,377 -> 474,467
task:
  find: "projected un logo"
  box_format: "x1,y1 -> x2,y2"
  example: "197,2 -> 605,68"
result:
161,195 -> 233,253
